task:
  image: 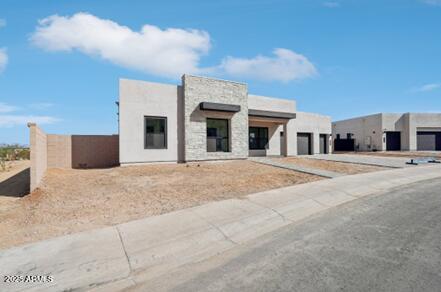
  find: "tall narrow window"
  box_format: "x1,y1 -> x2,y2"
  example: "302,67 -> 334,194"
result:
207,118 -> 229,152
144,116 -> 167,149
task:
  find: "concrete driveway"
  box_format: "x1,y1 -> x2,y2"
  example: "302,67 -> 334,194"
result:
308,153 -> 413,168
144,178 -> 441,292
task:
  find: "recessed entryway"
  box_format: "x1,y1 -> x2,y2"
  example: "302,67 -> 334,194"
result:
297,133 -> 312,155
320,134 -> 328,154
386,131 -> 401,151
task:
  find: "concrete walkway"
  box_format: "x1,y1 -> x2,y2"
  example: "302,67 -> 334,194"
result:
1,165 -> 441,292
249,157 -> 344,178
308,154 -> 412,168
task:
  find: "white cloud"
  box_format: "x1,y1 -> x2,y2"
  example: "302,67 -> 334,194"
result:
414,83 -> 441,92
0,102 -> 18,113
0,102 -> 59,127
0,48 -> 7,73
323,2 -> 340,8
31,12 -> 211,79
0,115 -> 59,128
31,12 -> 318,82
421,0 -> 441,6
0,19 -> 6,28
219,48 -> 317,82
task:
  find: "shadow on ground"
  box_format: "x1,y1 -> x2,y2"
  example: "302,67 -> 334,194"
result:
0,168 -> 30,197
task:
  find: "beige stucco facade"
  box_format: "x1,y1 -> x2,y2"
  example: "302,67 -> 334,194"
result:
333,113 -> 441,151
118,75 -> 332,164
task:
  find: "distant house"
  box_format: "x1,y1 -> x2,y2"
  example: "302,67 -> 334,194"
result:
333,113 -> 441,151
118,74 -> 331,165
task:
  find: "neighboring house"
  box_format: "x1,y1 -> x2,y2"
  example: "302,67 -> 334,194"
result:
118,75 -> 332,165
332,113 -> 441,152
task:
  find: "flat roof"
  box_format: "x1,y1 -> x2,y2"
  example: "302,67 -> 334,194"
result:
248,109 -> 296,120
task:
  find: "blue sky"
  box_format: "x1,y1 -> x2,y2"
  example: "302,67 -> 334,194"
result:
0,0 -> 440,145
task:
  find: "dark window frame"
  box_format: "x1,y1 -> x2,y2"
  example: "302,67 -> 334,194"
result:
206,118 -> 230,152
249,127 -> 269,150
144,116 -> 167,149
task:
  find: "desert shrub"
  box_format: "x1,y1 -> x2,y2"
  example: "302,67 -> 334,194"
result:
16,149 -> 30,160
0,157 -> 5,171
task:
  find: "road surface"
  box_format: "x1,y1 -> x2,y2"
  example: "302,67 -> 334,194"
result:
137,178 -> 441,292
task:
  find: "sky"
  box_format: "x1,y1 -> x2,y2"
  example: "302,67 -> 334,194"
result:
0,0 -> 440,145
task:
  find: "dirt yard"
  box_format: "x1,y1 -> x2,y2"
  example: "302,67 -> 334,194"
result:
0,160 -> 30,181
0,160 -> 30,198
280,157 -> 388,174
0,160 -> 321,249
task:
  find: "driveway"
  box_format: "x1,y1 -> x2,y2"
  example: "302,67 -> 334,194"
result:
144,178 -> 441,292
308,153 -> 413,168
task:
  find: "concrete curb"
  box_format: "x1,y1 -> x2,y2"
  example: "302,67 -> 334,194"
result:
1,165 -> 441,292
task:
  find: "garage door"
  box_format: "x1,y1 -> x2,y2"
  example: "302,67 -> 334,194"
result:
319,134 -> 327,154
297,133 -> 311,155
386,132 -> 401,151
417,132 -> 441,151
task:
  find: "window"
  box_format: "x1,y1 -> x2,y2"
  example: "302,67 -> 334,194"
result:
144,116 -> 167,149
249,127 -> 268,150
207,118 -> 229,152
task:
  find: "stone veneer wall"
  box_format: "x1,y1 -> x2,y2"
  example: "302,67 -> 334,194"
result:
182,75 -> 249,161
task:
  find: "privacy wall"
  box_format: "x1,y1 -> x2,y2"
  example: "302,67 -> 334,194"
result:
28,124 -> 119,191
28,123 -> 48,191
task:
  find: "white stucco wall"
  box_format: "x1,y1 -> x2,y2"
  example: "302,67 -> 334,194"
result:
248,120 -> 283,156
407,113 -> 441,150
333,113 -> 441,151
119,79 -> 181,164
248,94 -> 296,113
291,112 -> 332,154
332,114 -> 383,151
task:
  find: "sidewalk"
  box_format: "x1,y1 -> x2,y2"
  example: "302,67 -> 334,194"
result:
1,165 -> 441,292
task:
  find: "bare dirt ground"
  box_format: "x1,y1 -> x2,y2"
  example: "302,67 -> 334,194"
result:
0,160 -> 30,198
0,160 -> 30,182
280,157 -> 388,174
0,160 -> 321,249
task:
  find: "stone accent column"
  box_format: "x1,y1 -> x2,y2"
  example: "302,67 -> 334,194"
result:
183,75 -> 248,161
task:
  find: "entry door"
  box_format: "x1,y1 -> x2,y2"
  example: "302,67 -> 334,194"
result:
319,134 -> 327,154
280,131 -> 286,156
297,133 -> 311,155
386,132 -> 401,151
417,132 -> 441,151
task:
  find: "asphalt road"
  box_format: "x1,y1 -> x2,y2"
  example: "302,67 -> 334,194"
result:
139,178 -> 441,292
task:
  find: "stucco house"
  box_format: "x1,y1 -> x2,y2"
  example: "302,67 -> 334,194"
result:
332,113 -> 441,151
118,75 -> 331,165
